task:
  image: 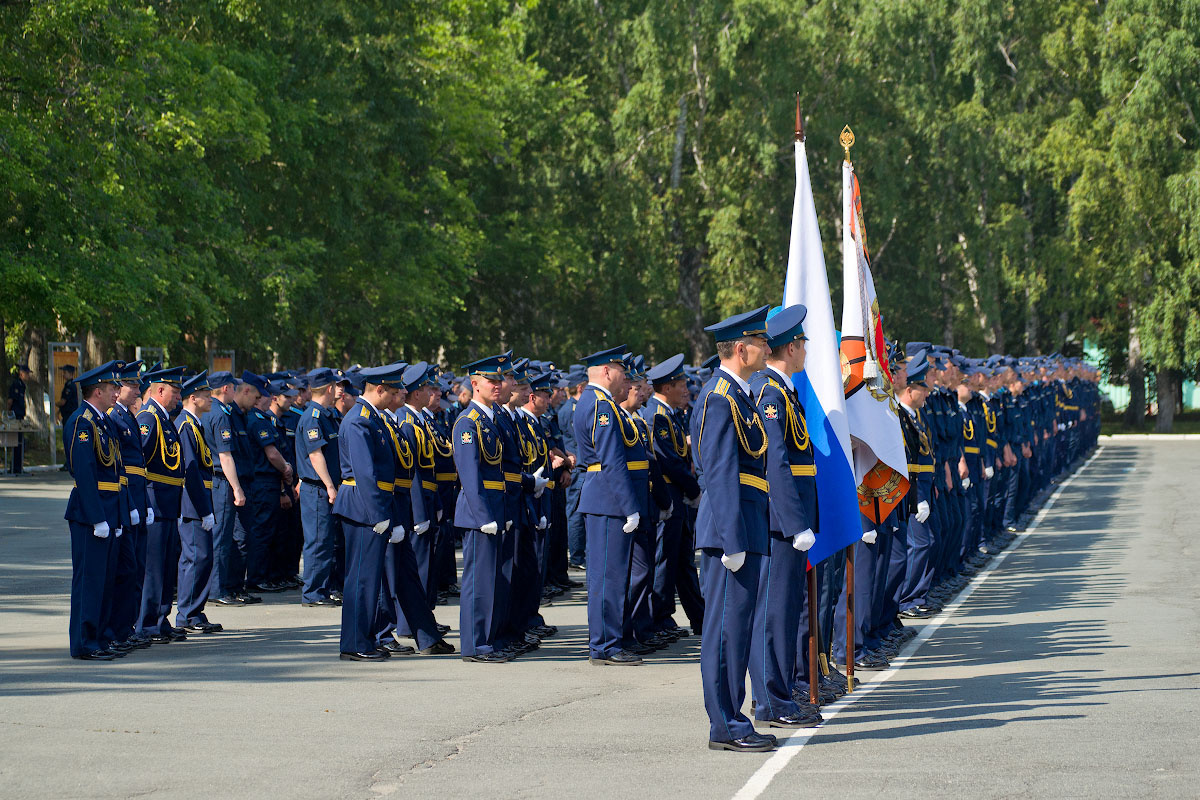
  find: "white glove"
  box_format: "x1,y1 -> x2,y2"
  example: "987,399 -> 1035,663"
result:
114,527 -> 124,538
372,519 -> 391,535
437,509 -> 444,522
961,477 -> 971,490
145,507 -> 155,525
93,522 -> 110,539
480,521 -> 499,535
201,513 -> 215,531
984,466 -> 994,479
721,551 -> 746,572
862,529 -> 878,544
413,520 -> 430,535
916,501 -> 930,523
537,515 -> 548,530
532,466 -> 550,499
389,526 -> 404,543
129,509 -> 140,526
793,529 -> 816,552
622,512 -> 641,534
505,520 -> 513,531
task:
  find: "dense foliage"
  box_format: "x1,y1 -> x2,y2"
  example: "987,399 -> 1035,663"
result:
3,1 -> 1198,400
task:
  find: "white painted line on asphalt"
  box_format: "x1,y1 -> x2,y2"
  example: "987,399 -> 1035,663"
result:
731,446 -> 1106,800
1100,434 -> 1200,441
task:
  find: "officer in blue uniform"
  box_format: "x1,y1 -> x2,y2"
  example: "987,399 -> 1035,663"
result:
175,371 -> 222,633
203,372 -> 261,606
559,370 -> 588,570
136,365 -> 188,644
104,360 -> 149,650
897,350 -> 939,618
747,304 -> 822,729
6,362 -> 31,474
296,368 -> 343,606
63,361 -> 128,660
398,363 -> 442,610
332,365 -> 402,661
691,306 -> 776,752
575,345 -> 648,666
642,354 -> 702,639
453,354 -> 514,663
514,369 -> 559,640
267,379 -> 302,588
242,371 -> 293,593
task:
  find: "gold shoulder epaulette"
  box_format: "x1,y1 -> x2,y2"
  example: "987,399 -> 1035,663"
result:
714,378 -> 730,397
468,408 -> 479,421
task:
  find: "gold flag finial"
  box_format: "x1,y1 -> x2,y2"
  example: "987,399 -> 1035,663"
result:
840,125 -> 855,162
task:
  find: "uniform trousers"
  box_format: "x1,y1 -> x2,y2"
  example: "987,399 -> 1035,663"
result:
749,534 -> 803,721
459,528 -> 504,656
299,482 -> 339,603
699,549 -> 763,742
107,521 -> 145,642
585,513 -> 634,658
68,521 -> 118,656
137,517 -> 180,637
649,510 -> 683,630
378,536 -> 440,651
243,478 -> 278,587
339,521 -> 385,654
209,474 -> 251,597
176,517 -> 214,626
626,520 -> 657,644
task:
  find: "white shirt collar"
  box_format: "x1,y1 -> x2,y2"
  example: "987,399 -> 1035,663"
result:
518,407 -> 537,420
765,364 -> 795,393
360,396 -> 380,414
183,408 -> 201,425
114,400 -> 129,413
470,398 -> 494,421
900,400 -> 917,418
85,400 -> 103,417
147,397 -> 167,416
586,382 -> 613,400
718,368 -> 751,398
404,404 -> 424,418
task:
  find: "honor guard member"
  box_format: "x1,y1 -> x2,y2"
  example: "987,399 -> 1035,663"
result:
135,366 -> 188,643
203,372 -> 260,606
642,354 -> 703,638
242,371 -> 293,593
268,379 -> 303,588
424,377 -> 461,602
575,345 -> 648,666
63,361 -> 128,660
332,365 -> 402,661
296,368 -> 343,606
559,370 -> 588,571
897,350 -> 939,618
105,361 -> 149,650
399,363 -> 441,609
691,306 -> 776,753
175,371 -> 222,633
453,354 -> 513,662
514,369 -> 559,640
747,304 -> 822,729
375,366 -> 455,656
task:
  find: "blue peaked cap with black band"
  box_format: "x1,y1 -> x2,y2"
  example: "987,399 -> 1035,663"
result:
143,366 -> 186,386
240,370 -> 270,397
580,345 -> 629,368
766,304 -> 808,349
646,353 -> 686,385
208,371 -> 241,390
705,305 -> 771,342
402,361 -> 436,391
905,350 -> 930,386
182,370 -> 211,397
462,353 -> 511,379
75,360 -> 123,389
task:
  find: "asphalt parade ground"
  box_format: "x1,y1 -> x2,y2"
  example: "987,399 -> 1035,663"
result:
2,440 -> 1197,799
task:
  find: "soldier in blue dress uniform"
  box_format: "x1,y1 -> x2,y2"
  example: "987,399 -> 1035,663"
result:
136,365 -> 188,644
453,354 -> 515,663
105,360 -> 149,650
747,304 -> 823,729
63,361 -> 129,660
896,349 -> 939,619
574,345 -> 648,666
296,368 -> 343,607
241,372 -> 294,593
175,371 -> 222,633
691,306 -> 777,752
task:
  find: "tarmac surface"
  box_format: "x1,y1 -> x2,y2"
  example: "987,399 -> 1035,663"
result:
1,440 -> 1197,799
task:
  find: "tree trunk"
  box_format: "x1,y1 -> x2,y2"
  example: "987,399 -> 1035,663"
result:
1125,314 -> 1145,428
316,330 -> 328,368
1155,368 -> 1176,433
957,231 -> 996,349
939,265 -> 954,347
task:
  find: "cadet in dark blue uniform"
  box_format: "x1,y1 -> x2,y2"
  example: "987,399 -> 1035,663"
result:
296,368 -> 343,606
105,360 -> 149,650
175,371 -> 222,633
747,305 -> 822,729
575,345 -> 647,666
559,371 -> 587,570
136,366 -> 187,643
63,362 -> 128,660
897,350 -> 939,618
267,379 -> 302,588
242,372 -> 293,593
398,363 -> 441,610
6,362 -> 31,474
453,354 -> 513,662
691,307 -> 775,752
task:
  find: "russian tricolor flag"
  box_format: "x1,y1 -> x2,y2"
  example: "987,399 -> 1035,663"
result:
782,131 -> 862,566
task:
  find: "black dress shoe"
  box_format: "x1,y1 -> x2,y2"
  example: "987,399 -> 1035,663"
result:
75,650 -> 117,661
381,640 -> 415,655
148,634 -> 173,644
247,582 -> 285,593
854,653 -> 889,670
184,622 -> 223,633
420,640 -> 456,655
568,561 -> 586,571
708,736 -> 775,753
590,650 -> 643,666
340,651 -> 387,661
559,579 -> 583,588
212,595 -> 245,606
168,630 -> 188,642
761,708 -> 823,728
302,599 -> 338,607
328,591 -> 344,602
463,651 -> 509,663
626,642 -> 656,656
236,593 -> 263,604
435,623 -> 451,636
899,607 -> 934,619
107,640 -> 134,652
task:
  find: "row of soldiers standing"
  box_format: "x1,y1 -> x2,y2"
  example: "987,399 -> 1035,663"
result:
59,309 -> 1100,755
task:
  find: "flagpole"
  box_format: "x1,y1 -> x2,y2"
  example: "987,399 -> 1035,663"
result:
841,123 -> 857,694
794,92 -> 822,708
